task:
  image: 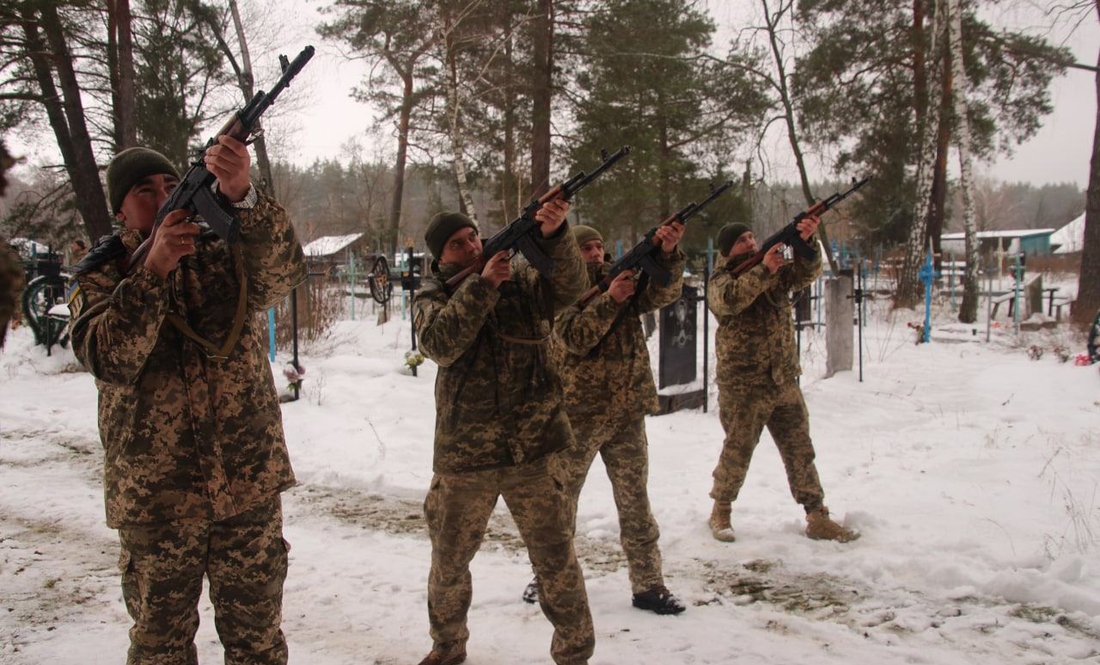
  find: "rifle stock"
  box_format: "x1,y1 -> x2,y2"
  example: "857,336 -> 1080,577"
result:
445,146 -> 632,289
729,175 -> 871,278
576,180 -> 734,307
125,46 -> 315,275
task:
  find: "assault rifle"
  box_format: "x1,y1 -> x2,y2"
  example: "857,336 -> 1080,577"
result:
126,46 -> 315,274
576,179 -> 734,308
729,175 -> 872,277
445,146 -> 632,288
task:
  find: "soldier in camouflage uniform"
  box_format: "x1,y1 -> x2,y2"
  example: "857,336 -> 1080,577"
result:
68,140 -> 306,665
413,205 -> 595,665
707,217 -> 858,544
0,141 -> 21,350
526,223 -> 687,615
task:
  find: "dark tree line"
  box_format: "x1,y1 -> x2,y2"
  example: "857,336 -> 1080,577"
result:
1,0 -> 1088,321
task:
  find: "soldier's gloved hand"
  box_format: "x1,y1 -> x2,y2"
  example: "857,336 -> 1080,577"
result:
145,209 -> 201,280
762,243 -> 787,274
607,269 -> 637,303
481,250 -> 512,289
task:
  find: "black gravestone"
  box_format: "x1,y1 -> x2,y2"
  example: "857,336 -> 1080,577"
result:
401,254 -> 423,291
794,286 -> 812,326
658,285 -> 697,389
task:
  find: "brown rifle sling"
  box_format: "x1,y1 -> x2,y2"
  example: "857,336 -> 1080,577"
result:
495,330 -> 551,346
164,243 -> 249,360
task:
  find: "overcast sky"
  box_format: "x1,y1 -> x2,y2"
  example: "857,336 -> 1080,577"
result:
266,0 -> 1098,189
7,1 -> 1098,190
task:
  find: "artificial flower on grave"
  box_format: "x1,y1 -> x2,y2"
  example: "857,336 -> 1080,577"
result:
283,362 -> 305,391
405,350 -> 424,369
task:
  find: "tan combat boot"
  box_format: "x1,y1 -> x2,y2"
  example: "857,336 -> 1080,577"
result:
709,500 -> 736,542
805,507 -> 859,543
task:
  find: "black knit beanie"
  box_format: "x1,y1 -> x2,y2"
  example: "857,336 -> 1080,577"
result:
425,212 -> 478,260
717,222 -> 752,258
572,225 -> 603,247
106,147 -> 180,213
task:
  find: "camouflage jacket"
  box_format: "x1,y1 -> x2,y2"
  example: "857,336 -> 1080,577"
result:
708,244 -> 821,388
414,225 -> 587,474
554,249 -> 685,421
0,239 -> 21,348
69,193 -> 306,528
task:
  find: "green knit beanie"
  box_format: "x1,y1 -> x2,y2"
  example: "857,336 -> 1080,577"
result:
572,225 -> 603,247
106,147 -> 180,214
425,211 -> 478,260
717,222 -> 752,257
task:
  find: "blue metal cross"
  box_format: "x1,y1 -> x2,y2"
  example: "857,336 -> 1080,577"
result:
918,247 -> 940,344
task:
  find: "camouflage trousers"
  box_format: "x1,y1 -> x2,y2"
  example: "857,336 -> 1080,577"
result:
424,457 -> 595,665
711,379 -> 825,510
116,497 -> 289,665
558,415 -> 664,594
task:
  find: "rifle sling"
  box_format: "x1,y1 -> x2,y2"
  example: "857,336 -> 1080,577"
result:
165,244 -> 249,360
495,330 -> 551,346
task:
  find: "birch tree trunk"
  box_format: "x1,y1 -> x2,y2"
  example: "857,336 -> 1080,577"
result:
897,0 -> 946,308
947,0 -> 979,323
440,10 -> 478,222
227,0 -> 276,197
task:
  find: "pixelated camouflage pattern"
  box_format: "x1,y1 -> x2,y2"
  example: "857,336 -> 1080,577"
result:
424,459 -> 594,665
549,249 -> 683,593
711,368 -> 824,509
69,193 -> 306,527
118,497 -> 289,665
0,240 -> 21,348
556,417 -> 664,594
708,246 -> 821,387
413,224 -> 587,473
554,249 -> 685,420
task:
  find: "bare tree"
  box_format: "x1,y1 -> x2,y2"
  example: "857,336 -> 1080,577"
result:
898,0 -> 948,308
319,0 -> 439,257
185,0 -> 278,196
759,0 -> 839,274
14,2 -> 113,240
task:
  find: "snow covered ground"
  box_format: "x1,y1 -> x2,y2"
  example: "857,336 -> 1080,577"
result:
1,289 -> 1098,665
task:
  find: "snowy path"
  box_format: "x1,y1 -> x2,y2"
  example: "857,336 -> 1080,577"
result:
1,309 -> 1098,664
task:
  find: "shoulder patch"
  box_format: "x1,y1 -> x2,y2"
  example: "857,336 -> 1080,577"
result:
67,282 -> 85,317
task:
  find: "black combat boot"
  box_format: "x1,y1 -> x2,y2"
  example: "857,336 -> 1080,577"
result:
632,585 -> 686,615
417,641 -> 466,665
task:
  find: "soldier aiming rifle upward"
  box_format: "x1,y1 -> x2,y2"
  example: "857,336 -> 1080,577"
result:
67,46 -> 313,665
126,46 -> 314,276
727,176 -> 872,278
575,179 -> 734,309
413,179 -> 597,664
707,176 -> 871,545
445,146 -> 631,289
